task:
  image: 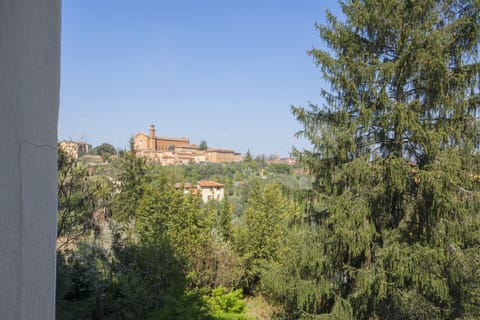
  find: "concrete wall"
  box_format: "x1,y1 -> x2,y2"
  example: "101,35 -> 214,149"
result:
0,1 -> 61,319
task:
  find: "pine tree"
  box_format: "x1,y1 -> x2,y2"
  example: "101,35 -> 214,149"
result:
273,0 -> 480,318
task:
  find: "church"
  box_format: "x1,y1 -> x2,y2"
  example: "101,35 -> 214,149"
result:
133,125 -> 243,165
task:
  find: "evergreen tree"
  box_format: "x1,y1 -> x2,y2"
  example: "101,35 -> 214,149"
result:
219,193 -> 234,241
272,0 -> 480,318
111,151 -> 150,222
199,140 -> 208,151
244,149 -> 253,162
236,180 -> 294,294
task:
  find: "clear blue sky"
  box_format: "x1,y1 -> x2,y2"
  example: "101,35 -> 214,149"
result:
59,1 -> 341,157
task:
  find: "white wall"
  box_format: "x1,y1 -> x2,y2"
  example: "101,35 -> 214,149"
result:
0,1 -> 61,319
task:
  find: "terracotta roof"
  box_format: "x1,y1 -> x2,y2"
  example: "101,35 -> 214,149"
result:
197,180 -> 224,188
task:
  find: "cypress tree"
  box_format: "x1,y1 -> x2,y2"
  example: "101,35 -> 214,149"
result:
272,0 -> 480,318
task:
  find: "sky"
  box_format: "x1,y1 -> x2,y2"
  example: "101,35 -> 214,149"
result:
59,1 -> 341,157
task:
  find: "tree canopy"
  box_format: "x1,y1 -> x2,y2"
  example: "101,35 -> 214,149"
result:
267,0 -> 480,318
94,143 -> 116,156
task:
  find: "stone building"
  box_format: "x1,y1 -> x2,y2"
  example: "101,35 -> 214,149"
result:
134,125 -> 243,165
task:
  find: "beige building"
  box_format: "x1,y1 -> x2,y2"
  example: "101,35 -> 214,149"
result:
134,125 -> 243,165
206,148 -> 243,163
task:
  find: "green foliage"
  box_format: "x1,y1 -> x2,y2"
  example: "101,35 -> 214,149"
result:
94,143 -> 116,161
176,162 -> 260,183
135,171 -> 208,257
57,149 -> 117,319
136,170 -> 240,289
268,0 -> 480,318
56,1 -> 480,318
56,148 -> 252,319
266,163 -> 291,176
205,287 -> 248,320
235,180 -> 295,293
219,194 -> 234,241
94,142 -> 116,155
146,287 -> 249,320
146,290 -> 213,320
244,149 -> 253,162
56,243 -> 117,320
200,140 -> 208,151
111,150 -> 150,222
112,237 -> 188,319
56,230 -> 191,319
57,149 -> 107,247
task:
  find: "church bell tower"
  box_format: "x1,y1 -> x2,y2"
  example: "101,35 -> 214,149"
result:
149,124 -> 156,150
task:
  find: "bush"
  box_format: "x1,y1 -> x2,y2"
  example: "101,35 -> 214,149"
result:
205,287 -> 248,320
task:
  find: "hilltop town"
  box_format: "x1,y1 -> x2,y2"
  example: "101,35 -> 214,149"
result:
58,124 -> 246,165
